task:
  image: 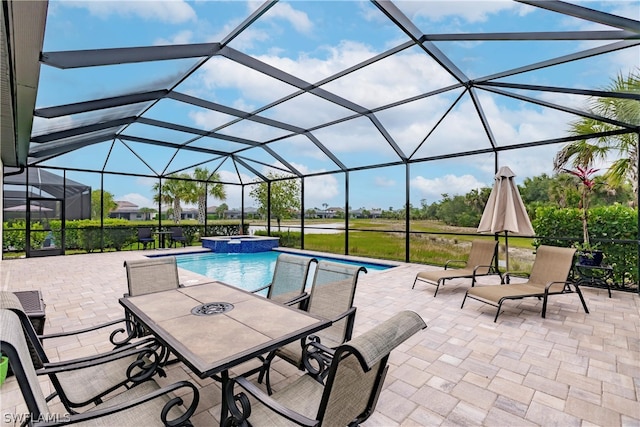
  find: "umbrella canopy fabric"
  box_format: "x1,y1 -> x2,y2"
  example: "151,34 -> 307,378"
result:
478,166 -> 534,270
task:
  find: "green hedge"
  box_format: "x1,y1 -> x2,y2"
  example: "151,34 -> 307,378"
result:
3,220 -> 249,254
533,204 -> 638,285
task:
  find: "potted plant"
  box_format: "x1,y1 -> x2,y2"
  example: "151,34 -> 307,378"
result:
564,167 -> 603,266
0,352 -> 8,386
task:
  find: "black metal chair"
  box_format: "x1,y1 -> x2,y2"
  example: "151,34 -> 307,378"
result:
169,226 -> 187,247
0,292 -> 166,413
0,309 -> 199,426
224,310 -> 427,426
137,227 -> 155,250
258,260 -> 367,394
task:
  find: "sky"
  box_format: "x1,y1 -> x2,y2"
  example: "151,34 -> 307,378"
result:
32,0 -> 639,212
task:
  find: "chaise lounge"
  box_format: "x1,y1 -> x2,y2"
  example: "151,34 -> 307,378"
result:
461,245 -> 589,322
412,240 -> 500,296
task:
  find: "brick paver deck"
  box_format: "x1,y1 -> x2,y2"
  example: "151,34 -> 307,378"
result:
1,249 -> 638,425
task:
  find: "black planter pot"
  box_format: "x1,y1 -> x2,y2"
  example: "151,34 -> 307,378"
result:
578,250 -> 604,266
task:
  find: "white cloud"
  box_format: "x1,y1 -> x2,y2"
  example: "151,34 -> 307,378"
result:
375,176 -> 396,188
411,174 -> 487,199
154,30 -> 194,45
263,2 -> 313,34
389,1 -> 526,24
64,0 -> 197,24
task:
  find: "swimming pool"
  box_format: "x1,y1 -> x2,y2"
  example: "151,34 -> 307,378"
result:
173,250 -> 392,292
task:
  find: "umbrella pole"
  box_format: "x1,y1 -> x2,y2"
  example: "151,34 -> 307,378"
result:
504,231 -> 509,272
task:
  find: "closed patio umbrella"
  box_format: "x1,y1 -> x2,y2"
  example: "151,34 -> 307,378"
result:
478,166 -> 534,271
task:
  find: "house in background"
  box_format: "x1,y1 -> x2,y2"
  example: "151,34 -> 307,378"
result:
110,201 -> 144,221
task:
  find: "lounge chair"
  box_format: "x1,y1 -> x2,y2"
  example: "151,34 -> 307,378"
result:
412,240 -> 500,296
250,253 -> 317,304
0,309 -> 199,426
223,310 -> 427,426
0,293 -> 165,413
169,226 -> 187,247
136,227 -> 155,250
258,260 -> 367,394
461,245 -> 589,322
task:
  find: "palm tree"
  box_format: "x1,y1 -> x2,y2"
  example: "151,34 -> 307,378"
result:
153,174 -> 192,224
554,69 -> 639,205
192,167 -> 227,225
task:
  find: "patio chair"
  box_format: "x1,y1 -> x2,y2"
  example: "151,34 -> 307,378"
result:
0,293 -> 167,413
223,310 -> 427,426
0,309 -> 199,426
250,253 -> 317,305
124,256 -> 181,297
412,240 -> 501,297
258,260 -> 367,394
169,226 -> 187,247
137,227 -> 155,250
461,245 -> 589,322
124,256 -> 182,340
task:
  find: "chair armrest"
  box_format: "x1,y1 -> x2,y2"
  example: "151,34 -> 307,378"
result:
250,283 -> 272,294
330,306 -> 357,342
502,271 -> 530,284
39,317 -> 139,347
38,317 -> 127,340
444,260 -> 465,270
283,292 -> 309,307
544,280 -> 573,293
472,265 -> 501,276
40,336 -> 157,368
34,380 -> 199,427
224,376 -> 318,427
291,293 -> 311,311
40,342 -> 167,384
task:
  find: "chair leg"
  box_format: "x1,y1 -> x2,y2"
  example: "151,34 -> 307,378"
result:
575,285 -> 590,314
494,300 -> 504,322
433,280 -> 442,297
412,276 -> 418,289
460,292 -> 468,308
541,295 -> 548,318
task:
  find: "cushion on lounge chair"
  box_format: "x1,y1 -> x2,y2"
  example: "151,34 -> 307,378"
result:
462,245 -> 589,321
413,240 -> 500,296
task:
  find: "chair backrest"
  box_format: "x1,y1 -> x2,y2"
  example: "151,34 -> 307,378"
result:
170,227 -> 184,238
528,245 -> 576,286
0,309 -> 51,422
0,292 -> 48,366
268,253 -> 317,303
307,261 -> 367,347
318,311 -> 427,425
124,256 -> 180,297
465,240 -> 498,274
137,227 -> 152,239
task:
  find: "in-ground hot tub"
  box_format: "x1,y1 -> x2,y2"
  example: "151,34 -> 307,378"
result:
201,235 -> 280,253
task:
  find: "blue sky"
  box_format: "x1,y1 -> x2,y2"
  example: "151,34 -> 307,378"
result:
33,1 -> 639,212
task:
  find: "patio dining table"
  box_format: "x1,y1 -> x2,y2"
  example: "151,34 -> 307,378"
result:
119,281 -> 331,425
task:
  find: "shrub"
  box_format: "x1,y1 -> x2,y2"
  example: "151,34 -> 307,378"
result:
533,204 -> 638,285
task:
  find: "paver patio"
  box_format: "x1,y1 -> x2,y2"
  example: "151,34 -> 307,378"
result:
1,249 -> 638,426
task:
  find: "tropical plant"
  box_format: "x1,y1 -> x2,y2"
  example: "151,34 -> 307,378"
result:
563,166 -> 599,250
249,173 -> 301,231
554,69 -> 639,205
152,174 -> 193,224
190,168 -> 227,224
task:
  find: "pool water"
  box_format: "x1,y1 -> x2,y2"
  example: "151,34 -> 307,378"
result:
174,251 -> 391,292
